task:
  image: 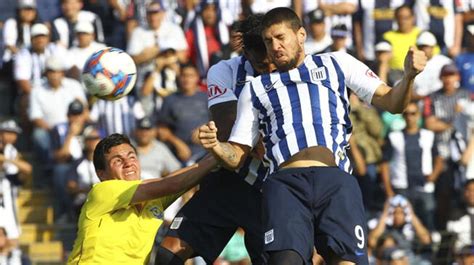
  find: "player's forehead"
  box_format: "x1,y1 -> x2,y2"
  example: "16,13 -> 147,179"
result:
105,144 -> 136,159
263,22 -> 294,37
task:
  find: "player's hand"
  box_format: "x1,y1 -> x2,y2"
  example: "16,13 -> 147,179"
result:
404,46 -> 427,79
69,121 -> 83,136
198,121 -> 219,150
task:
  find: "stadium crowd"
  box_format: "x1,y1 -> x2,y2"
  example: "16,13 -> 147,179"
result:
0,0 -> 474,264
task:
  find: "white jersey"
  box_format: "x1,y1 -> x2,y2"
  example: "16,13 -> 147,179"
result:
229,52 -> 383,173
207,56 -> 268,187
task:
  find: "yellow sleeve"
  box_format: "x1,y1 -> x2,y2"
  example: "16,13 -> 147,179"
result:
84,180 -> 141,220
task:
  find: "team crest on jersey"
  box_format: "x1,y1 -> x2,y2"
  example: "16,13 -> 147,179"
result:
149,206 -> 163,219
310,67 -> 327,82
264,229 -> 274,244
208,84 -> 228,100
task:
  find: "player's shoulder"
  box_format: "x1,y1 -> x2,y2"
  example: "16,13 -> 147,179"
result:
208,56 -> 243,75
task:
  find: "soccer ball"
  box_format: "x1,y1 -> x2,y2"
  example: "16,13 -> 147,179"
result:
82,47 -> 137,100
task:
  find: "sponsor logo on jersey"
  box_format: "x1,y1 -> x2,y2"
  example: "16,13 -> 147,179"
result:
365,69 -> 379,79
208,84 -> 228,100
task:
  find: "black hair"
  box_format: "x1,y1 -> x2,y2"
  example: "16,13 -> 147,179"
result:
234,14 -> 266,54
93,133 -> 136,171
394,4 -> 414,17
261,7 -> 302,33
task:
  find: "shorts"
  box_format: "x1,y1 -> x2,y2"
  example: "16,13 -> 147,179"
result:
167,169 -> 264,264
262,167 -> 369,264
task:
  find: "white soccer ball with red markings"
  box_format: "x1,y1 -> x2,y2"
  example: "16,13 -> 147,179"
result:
82,47 -> 137,100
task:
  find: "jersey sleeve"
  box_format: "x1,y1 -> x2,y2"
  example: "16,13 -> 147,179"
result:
84,180 -> 141,220
207,62 -> 237,108
228,82 -> 260,148
332,51 -> 384,104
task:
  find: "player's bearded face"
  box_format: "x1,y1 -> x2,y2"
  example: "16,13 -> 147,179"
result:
263,23 -> 305,72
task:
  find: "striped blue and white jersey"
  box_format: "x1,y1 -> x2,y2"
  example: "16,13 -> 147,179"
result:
207,56 -> 268,188
229,52 -> 384,174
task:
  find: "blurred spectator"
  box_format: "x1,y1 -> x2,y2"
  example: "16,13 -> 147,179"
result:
383,5 -> 420,85
424,64 -> 471,160
29,56 -> 86,175
186,0 -> 230,78
380,101 -> 444,230
456,244 -> 474,265
89,95 -> 146,137
413,0 -> 463,57
459,2 -> 474,49
447,179 -> 474,254
127,1 -> 187,90
140,48 -> 180,118
14,23 -> 68,127
455,25 -> 474,93
249,0 -> 292,16
369,195 -> 432,264
0,120 -> 33,188
353,0 -> 413,63
133,117 -> 181,180
462,129 -> 474,180
424,64 -> 473,229
0,207 -> 22,265
67,20 -> 106,79
413,31 -> 453,100
348,93 -> 384,215
50,99 -> 87,222
157,63 -> 208,165
66,124 -> 100,220
82,0 -> 128,49
318,0 -> 358,48
35,0 -> 61,23
376,246 -> 409,265
51,0 -> 105,48
321,24 -> 356,55
373,41 -> 392,84
304,8 -> 332,55
2,0 -> 41,68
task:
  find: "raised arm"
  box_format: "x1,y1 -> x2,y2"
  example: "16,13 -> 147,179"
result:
198,121 -> 251,170
371,47 -> 427,113
130,154 -> 217,204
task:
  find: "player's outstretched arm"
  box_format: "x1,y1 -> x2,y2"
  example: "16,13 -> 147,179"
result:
371,46 -> 427,113
198,121 -> 250,169
130,154 -> 217,204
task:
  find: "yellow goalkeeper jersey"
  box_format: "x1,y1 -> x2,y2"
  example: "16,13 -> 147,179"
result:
67,179 -> 177,264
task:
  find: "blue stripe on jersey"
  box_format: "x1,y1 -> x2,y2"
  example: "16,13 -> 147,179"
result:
330,57 -> 352,130
261,74 -> 291,161
280,71 -> 308,150
235,57 -> 248,98
297,63 -> 326,147
330,56 -> 352,170
250,83 -> 279,171
313,56 -> 340,157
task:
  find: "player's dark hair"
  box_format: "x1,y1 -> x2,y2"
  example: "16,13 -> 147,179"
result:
93,133 -> 136,171
394,4 -> 414,17
235,14 -> 266,54
261,7 -> 303,33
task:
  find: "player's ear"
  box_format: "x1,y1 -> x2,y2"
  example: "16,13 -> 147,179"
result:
297,27 -> 306,45
96,170 -> 106,181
